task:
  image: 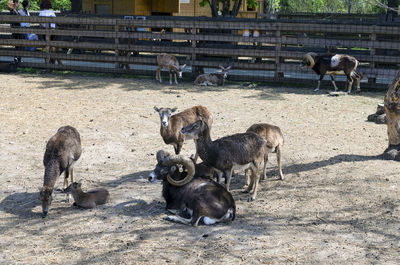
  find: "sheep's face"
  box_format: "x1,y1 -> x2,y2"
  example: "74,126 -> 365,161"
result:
154,107 -> 177,127
149,162 -> 179,182
64,182 -> 81,193
39,186 -> 53,217
219,66 -> 231,79
177,64 -> 186,78
181,120 -> 203,140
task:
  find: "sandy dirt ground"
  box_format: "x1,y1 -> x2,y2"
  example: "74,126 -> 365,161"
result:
0,72 -> 399,264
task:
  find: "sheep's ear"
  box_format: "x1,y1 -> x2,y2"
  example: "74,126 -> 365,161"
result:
226,66 -> 232,70
219,65 -> 224,69
171,108 -> 177,113
181,64 -> 186,69
154,106 -> 160,112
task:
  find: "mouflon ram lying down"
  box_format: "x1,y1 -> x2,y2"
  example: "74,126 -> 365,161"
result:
301,52 -> 363,93
148,150 -> 235,227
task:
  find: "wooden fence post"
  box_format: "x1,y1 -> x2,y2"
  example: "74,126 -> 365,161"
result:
45,23 -> 51,65
369,29 -> 377,85
191,26 -> 197,78
115,23 -> 120,71
274,25 -> 284,79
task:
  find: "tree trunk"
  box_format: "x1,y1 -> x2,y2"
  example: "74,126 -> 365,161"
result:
231,0 -> 242,17
383,70 -> 400,160
387,0 -> 398,21
263,0 -> 269,14
221,0 -> 231,16
210,0 -> 219,17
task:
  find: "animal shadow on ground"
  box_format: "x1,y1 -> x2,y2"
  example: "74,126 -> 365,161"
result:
102,170 -> 151,188
0,192 -> 41,219
114,199 -> 164,218
283,153 -> 382,176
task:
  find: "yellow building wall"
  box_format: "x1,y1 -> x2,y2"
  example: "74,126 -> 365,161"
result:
81,0 -> 262,17
173,0 -> 262,18
135,0 -> 151,16
152,0 -> 179,13
173,0 -> 211,17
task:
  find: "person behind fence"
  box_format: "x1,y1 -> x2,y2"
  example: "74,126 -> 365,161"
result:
20,0 -> 37,51
9,0 -> 22,63
39,0 -> 62,65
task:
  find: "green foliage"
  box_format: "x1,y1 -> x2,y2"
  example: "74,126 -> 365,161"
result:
247,0 -> 258,9
1,0 -> 71,11
275,0 -> 387,14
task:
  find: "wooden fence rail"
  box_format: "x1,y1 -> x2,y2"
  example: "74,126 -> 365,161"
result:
0,14 -> 399,87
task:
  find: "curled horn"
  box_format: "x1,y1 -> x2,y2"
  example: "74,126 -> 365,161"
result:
163,155 -> 195,186
156,150 -> 170,163
304,52 -> 316,68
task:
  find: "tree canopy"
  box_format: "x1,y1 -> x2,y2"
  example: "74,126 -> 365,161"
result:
0,0 -> 71,11
199,0 -> 390,16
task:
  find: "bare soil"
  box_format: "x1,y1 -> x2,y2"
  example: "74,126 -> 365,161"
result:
0,73 -> 399,264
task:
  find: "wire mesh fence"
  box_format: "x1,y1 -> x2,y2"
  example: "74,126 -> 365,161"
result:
0,12 -> 399,89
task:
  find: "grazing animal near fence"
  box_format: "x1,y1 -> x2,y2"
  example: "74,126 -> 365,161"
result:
149,150 -> 235,226
154,105 -> 213,160
156,53 -> 186,85
181,120 -> 266,201
301,52 -> 363,93
39,126 -> 82,217
64,182 -> 109,209
245,123 -> 284,185
194,66 -> 231,86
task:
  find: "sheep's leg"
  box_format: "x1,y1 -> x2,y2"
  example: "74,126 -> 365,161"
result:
190,210 -> 202,227
261,152 -> 268,180
64,169 -> 70,203
225,169 -> 234,191
355,73 -> 361,93
249,164 -> 261,202
356,78 -> 361,93
169,71 -> 173,85
174,141 -> 183,155
314,75 -> 323,92
156,67 -> 162,82
243,168 -> 251,189
215,171 -> 223,184
155,68 -> 158,80
330,75 -> 338,91
174,73 -> 178,85
166,215 -> 191,225
191,151 -> 199,163
277,145 -> 284,180
244,167 -> 255,193
346,74 -> 353,93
